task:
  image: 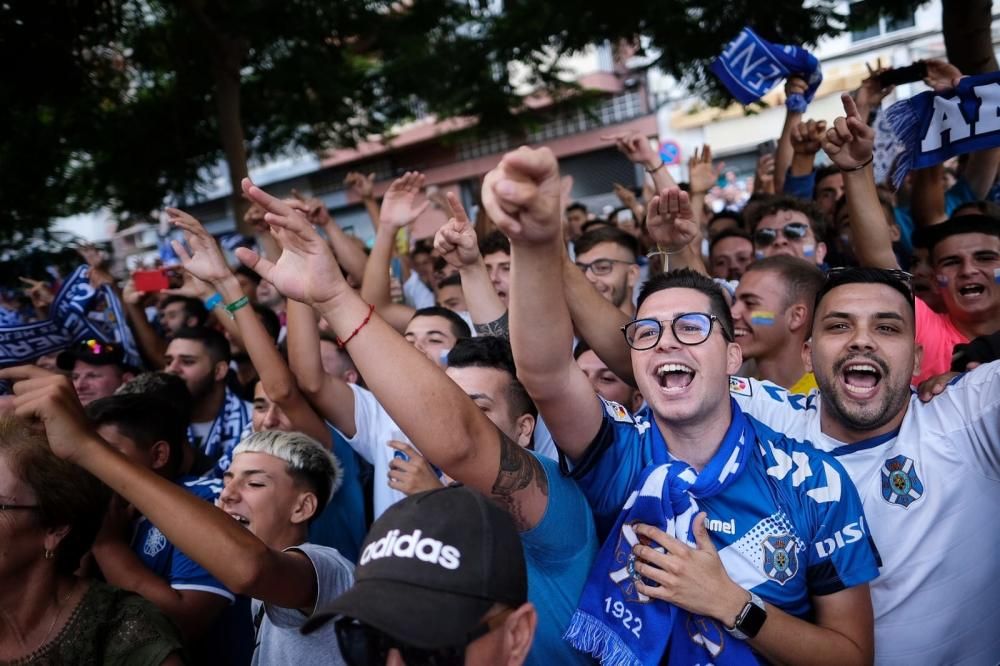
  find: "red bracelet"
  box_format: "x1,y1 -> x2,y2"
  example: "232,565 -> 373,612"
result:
336,303 -> 376,348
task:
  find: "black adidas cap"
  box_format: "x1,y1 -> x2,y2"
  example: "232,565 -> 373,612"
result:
302,485 -> 527,649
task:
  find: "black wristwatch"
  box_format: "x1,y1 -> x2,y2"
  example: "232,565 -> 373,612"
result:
725,590 -> 767,640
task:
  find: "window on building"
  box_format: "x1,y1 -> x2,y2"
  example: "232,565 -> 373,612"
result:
850,1 -> 916,42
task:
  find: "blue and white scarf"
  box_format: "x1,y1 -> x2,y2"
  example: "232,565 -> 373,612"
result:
188,385 -> 251,477
565,406 -> 758,666
710,27 -> 822,113
0,266 -> 141,369
878,70 -> 1000,188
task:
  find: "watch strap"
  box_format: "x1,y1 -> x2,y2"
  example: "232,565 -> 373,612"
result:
725,590 -> 767,640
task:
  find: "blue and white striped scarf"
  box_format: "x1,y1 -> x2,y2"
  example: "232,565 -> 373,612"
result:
565,405 -> 759,666
710,27 -> 822,113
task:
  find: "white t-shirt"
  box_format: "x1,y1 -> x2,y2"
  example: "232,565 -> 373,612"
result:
402,272 -> 435,310
729,362 -> 1000,665
330,384 -> 417,519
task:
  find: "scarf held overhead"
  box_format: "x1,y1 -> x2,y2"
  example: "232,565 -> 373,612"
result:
710,27 -> 822,113
564,407 -> 759,666
878,70 -> 1000,188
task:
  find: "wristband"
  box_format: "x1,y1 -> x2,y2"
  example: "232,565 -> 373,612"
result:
224,295 -> 251,319
840,154 -> 874,172
336,303 -> 376,348
645,160 -> 666,174
204,293 -> 223,310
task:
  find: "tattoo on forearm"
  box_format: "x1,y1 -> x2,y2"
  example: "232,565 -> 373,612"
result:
491,432 -> 548,530
474,311 -> 509,340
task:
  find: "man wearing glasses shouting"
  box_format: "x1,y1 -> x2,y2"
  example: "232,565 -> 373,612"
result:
573,225 -> 642,317
746,197 -> 828,267
493,145 -> 878,665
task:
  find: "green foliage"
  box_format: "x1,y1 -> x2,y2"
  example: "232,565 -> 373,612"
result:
1,0 -> 929,238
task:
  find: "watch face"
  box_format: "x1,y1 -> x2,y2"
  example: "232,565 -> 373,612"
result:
738,602 -> 767,639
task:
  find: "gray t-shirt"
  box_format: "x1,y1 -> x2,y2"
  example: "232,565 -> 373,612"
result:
251,543 -> 354,665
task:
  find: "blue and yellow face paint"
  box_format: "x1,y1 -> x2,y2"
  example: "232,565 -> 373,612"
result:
750,310 -> 776,326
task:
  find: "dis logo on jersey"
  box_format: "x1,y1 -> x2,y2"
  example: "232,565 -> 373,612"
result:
881,455 -> 923,508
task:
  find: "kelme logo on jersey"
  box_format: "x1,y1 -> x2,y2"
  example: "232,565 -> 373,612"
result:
360,529 -> 461,570
762,534 -> 799,585
880,455 -> 924,508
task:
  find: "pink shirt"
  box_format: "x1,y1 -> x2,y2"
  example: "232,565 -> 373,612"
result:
914,298 -> 968,385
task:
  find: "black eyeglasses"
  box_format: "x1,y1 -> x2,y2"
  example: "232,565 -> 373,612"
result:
753,222 -> 810,247
334,609 -> 512,666
622,313 -> 733,350
575,258 -> 634,276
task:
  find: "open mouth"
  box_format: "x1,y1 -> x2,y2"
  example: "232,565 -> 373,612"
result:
733,326 -> 750,339
226,511 -> 251,528
656,363 -> 695,391
958,283 -> 986,298
841,362 -> 882,396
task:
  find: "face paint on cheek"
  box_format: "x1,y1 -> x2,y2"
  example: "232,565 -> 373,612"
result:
755,251 -> 765,260
802,244 -> 815,258
750,311 -> 776,326
994,267 -> 1000,284
937,275 -> 949,288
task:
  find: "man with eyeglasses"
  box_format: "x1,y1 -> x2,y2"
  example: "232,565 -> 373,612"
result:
573,225 -> 641,317
303,485 -> 537,666
56,338 -> 135,405
747,197 -> 828,267
496,145 -> 878,664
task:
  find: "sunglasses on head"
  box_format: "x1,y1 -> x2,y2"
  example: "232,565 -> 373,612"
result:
753,222 -> 810,247
80,339 -> 118,356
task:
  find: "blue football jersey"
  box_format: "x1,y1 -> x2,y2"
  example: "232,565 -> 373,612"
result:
131,475 -> 234,601
567,397 -> 880,618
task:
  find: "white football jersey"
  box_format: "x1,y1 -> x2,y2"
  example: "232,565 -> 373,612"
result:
729,362 -> 1000,665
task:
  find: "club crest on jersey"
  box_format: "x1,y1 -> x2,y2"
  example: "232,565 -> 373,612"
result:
686,616 -> 726,657
762,534 -> 799,585
729,376 -> 752,396
608,522 -> 660,603
881,455 -> 924,508
143,527 -> 167,557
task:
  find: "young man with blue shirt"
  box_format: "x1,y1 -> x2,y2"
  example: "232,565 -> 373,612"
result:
487,145 -> 879,665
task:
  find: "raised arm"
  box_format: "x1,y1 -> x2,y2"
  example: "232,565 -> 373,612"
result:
285,298 -> 358,436
291,190 -> 368,286
910,165 -> 949,228
433,192 -> 507,336
822,94 -> 899,270
645,187 -> 707,274
687,145 -> 722,229
344,171 -> 380,232
360,172 -> 424,331
482,147 -> 605,462
168,208 -> 330,446
2,367 -> 319,611
237,177 -> 550,530
121,279 -> 167,370
774,77 -> 806,193
604,131 -> 678,192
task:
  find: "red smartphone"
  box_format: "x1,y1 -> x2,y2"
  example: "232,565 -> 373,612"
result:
133,269 -> 169,292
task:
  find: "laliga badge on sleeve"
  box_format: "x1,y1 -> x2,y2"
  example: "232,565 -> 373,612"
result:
729,376 -> 753,397
602,398 -> 634,423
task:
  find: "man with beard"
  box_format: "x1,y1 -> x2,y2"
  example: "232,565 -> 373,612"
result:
727,266 -> 1000,664
826,92 -> 1000,384
164,327 -> 251,476
573,225 -> 641,317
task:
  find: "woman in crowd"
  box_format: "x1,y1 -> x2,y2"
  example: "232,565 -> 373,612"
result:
0,416 -> 185,665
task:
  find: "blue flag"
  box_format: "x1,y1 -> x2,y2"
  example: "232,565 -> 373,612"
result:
710,28 -> 822,113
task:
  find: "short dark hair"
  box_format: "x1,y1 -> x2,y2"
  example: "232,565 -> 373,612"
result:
924,214 -> 1000,260
160,295 -> 208,327
707,210 -> 744,234
814,267 -> 915,319
566,202 -> 588,215
410,307 -> 471,339
172,327 -> 232,365
436,272 -> 462,291
745,195 -> 826,241
951,200 -> 1000,219
709,228 -> 753,256
636,269 -> 735,341
814,165 -> 841,191
411,239 -> 434,259
745,256 -> 826,325
86,394 -> 186,478
235,264 -> 262,286
574,225 -> 639,261
447,337 -> 536,420
0,416 -> 110,575
478,231 -> 510,257
116,371 -> 194,426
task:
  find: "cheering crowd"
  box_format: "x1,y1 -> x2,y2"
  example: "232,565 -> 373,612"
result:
1,51 -> 999,666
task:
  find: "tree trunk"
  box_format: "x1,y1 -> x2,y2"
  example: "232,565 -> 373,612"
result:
211,37 -> 252,235
942,0 -> 997,75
